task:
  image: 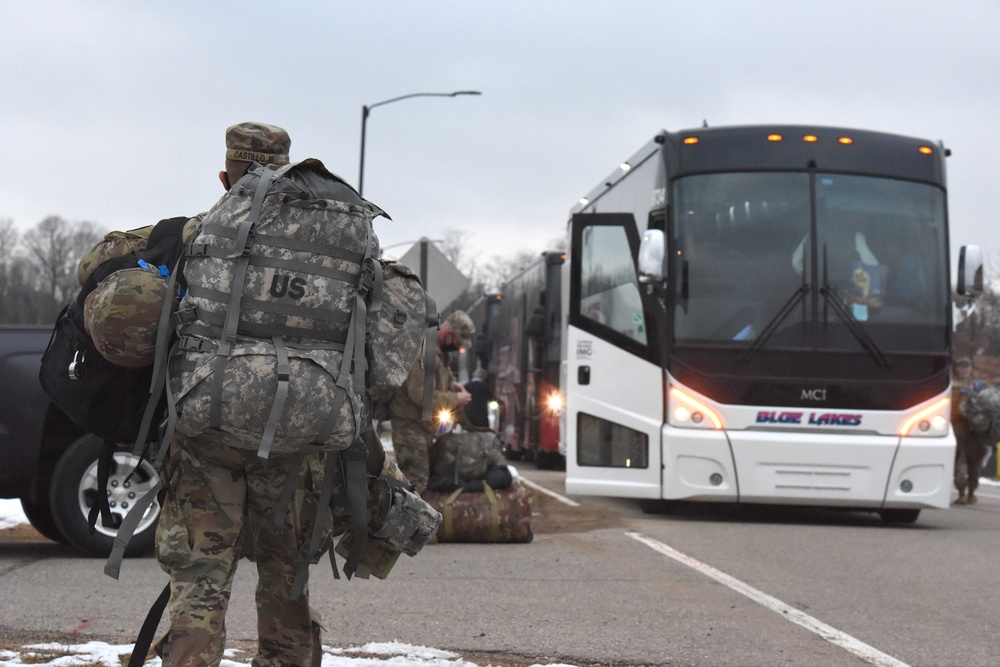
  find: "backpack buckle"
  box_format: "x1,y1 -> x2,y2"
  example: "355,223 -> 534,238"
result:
240,229 -> 256,257
173,306 -> 199,325
178,336 -> 215,353
359,259 -> 378,295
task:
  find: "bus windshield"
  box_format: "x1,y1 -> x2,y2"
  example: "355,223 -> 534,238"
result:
671,171 -> 948,354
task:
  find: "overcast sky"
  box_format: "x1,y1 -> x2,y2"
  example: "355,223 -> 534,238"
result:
3,1 -> 998,274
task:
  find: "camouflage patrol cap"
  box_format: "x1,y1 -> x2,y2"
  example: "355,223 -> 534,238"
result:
84,267 -> 175,368
225,121 -> 290,165
445,310 -> 475,344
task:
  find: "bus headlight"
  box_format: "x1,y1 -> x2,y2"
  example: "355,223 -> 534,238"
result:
546,391 -> 565,414
669,386 -> 723,430
899,397 -> 949,436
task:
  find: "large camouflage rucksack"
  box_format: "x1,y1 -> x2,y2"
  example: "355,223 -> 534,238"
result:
960,383 -> 1000,443
165,158 -> 434,459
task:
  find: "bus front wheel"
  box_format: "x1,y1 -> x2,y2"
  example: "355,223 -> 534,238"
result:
880,508 -> 920,524
640,499 -> 678,514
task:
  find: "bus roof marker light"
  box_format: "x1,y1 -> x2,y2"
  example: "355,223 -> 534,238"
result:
683,136 -> 699,145
620,162 -> 631,172
900,397 -> 949,436
579,198 -> 589,206
803,134 -> 819,143
919,146 -> 934,155
767,134 -> 783,142
838,136 -> 854,145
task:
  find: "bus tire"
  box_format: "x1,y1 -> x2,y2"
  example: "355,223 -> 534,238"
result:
879,508 -> 920,524
640,499 -> 677,514
535,451 -> 565,470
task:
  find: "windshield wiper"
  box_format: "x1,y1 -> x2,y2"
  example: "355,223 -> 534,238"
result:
819,283 -> 890,367
739,284 -> 809,362
818,243 -> 891,368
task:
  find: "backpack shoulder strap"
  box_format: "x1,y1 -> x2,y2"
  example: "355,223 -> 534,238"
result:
339,436 -> 370,580
104,475 -> 164,579
421,293 -> 439,422
128,582 -> 171,667
208,166 -> 278,435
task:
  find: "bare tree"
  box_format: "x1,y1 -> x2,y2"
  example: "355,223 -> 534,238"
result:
439,228 -> 475,268
477,249 -> 540,293
441,226 -> 565,292
20,216 -> 103,322
0,219 -> 20,323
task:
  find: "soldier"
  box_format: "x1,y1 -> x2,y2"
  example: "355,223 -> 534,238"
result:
952,357 -> 1000,505
389,310 -> 475,494
154,122 -> 331,667
463,367 -> 497,429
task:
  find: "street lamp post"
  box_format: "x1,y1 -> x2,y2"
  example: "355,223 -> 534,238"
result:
358,90 -> 481,197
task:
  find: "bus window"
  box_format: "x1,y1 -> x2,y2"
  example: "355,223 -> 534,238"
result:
580,225 -> 647,345
577,413 -> 649,468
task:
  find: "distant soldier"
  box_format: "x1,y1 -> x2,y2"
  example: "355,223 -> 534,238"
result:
953,357 -> 1000,505
463,368 -> 497,429
389,311 -> 475,494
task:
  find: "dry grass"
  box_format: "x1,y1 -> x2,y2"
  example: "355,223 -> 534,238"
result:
0,522 -> 51,543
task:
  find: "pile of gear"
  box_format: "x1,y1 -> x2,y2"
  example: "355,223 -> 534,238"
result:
422,428 -> 534,543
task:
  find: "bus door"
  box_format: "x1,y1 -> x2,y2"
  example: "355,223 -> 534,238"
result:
564,213 -> 664,498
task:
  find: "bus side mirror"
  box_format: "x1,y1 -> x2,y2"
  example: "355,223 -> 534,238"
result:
638,229 -> 666,284
957,244 -> 984,297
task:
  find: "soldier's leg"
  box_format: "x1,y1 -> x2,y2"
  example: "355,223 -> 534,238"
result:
246,452 -> 326,667
967,442 -> 985,504
390,419 -> 431,494
156,437 -> 246,667
954,449 -> 969,504
953,420 -> 970,503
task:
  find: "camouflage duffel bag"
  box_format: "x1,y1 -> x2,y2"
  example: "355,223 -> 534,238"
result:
423,477 -> 534,543
430,430 -> 505,484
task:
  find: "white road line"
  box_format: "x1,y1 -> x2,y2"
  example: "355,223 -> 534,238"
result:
626,531 -> 910,667
519,476 -> 580,506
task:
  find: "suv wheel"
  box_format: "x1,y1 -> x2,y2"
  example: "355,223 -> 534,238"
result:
49,434 -> 161,557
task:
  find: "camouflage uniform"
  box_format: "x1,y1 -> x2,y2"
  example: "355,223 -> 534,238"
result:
388,311 -> 475,495
155,122 -> 331,667
389,344 -> 459,495
156,435 -> 328,667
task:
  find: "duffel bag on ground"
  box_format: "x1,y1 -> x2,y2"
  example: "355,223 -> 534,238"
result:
422,477 -> 534,543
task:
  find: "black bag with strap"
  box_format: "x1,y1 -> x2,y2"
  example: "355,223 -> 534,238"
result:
38,216 -> 190,444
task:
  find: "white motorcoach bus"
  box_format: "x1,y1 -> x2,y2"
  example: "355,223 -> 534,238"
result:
561,125 -> 983,523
